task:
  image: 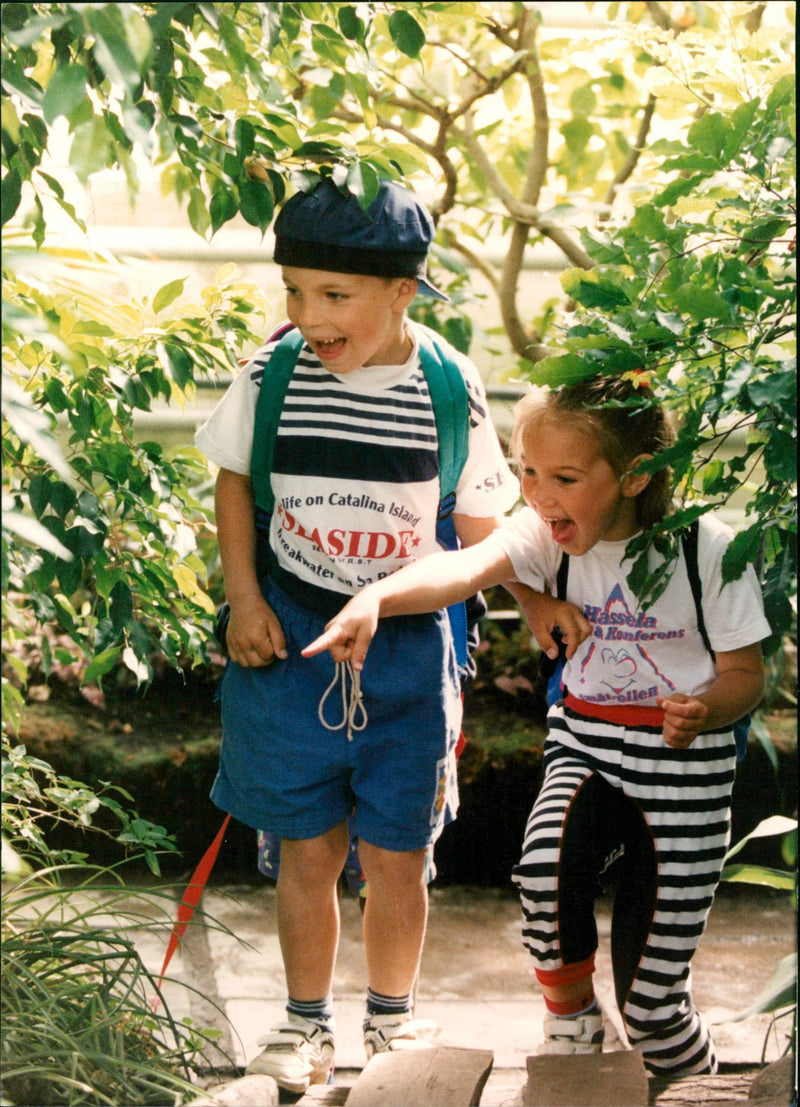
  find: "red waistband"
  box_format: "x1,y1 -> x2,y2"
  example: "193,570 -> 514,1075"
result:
563,692 -> 664,728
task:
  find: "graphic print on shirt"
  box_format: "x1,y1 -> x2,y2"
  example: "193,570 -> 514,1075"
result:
576,582 -> 681,704
250,338 -> 509,596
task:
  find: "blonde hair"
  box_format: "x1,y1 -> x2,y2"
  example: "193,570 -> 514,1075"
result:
511,377 -> 675,529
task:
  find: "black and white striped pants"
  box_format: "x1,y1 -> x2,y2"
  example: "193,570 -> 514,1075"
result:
512,693 -> 737,1076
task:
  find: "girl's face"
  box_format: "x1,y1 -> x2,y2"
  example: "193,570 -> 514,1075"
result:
282,267 -> 417,374
519,420 -> 645,554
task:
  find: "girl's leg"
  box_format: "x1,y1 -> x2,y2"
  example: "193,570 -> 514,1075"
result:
615,735 -> 735,1077
513,756 -> 615,1048
277,821 -> 351,1000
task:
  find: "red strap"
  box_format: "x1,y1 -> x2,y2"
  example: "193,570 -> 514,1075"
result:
152,813 -> 231,1008
564,692 -> 664,728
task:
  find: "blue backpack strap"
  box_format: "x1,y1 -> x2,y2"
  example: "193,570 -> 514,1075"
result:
545,553 -> 570,708
249,327 -> 305,514
416,326 -> 472,669
681,520 -> 750,762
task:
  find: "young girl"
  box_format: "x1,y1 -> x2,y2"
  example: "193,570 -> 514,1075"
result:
304,374 -> 769,1077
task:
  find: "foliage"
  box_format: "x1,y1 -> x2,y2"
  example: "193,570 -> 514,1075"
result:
718,814 -> 796,1054
1,735 -> 225,1106
1,0 -> 796,698
533,18 -> 796,638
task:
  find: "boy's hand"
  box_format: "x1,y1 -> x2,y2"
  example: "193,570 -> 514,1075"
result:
226,595 -> 287,667
302,595 -> 380,670
657,694 -> 709,748
519,594 -> 592,661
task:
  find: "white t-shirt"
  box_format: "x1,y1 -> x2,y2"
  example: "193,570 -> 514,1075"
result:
489,508 -> 771,706
195,320 -> 519,598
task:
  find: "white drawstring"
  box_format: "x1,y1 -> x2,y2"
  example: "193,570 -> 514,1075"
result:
318,661 -> 368,741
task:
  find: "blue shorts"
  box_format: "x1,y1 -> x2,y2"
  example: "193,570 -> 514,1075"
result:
212,579 -> 462,852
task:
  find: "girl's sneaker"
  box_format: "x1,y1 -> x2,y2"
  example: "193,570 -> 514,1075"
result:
246,1014 -> 334,1094
363,1013 -> 439,1058
538,1012 -> 604,1055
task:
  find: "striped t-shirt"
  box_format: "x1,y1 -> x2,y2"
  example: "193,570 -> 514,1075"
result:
195,320 -> 518,602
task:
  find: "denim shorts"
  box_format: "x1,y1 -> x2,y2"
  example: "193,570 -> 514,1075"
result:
212,579 -> 462,852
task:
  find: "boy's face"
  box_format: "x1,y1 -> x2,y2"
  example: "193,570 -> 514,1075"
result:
519,421 -> 643,554
281,267 -> 418,373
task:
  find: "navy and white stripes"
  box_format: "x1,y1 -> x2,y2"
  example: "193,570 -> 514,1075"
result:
513,700 -> 736,1076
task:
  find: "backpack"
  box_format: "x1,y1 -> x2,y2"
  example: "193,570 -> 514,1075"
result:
542,519 -> 751,762
217,323 -> 475,667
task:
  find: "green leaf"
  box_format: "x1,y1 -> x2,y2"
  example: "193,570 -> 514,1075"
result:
84,646 -> 122,684
235,118 -> 255,160
157,341 -> 194,387
109,579 -> 133,632
346,161 -> 380,209
152,277 -> 187,314
338,5 -> 366,42
42,64 -> 88,125
187,186 -> 210,236
210,184 -> 239,235
723,815 -> 798,863
1,168 -> 22,225
239,178 -> 274,232
672,285 -> 734,323
388,10 -> 425,58
561,269 -> 631,310
720,864 -> 796,891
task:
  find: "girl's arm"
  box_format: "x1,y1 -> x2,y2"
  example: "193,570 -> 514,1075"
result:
453,513 -> 592,661
658,643 -> 765,748
215,468 -> 287,665
302,541 -> 515,669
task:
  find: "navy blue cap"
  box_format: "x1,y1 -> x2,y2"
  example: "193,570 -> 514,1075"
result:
273,178 -> 449,302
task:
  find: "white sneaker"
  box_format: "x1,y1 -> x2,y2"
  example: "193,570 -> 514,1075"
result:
538,1011 -> 604,1055
246,1014 -> 334,1094
363,1012 -> 439,1059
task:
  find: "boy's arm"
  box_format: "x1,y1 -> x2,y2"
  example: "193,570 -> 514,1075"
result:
658,643 -> 765,748
453,513 -> 591,661
215,467 -> 287,665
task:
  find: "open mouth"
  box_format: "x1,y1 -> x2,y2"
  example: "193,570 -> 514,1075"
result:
313,337 -> 347,360
544,517 -> 577,545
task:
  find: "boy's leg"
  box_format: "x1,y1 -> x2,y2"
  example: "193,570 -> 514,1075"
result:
247,822 -> 349,1093
277,821 -> 351,999
358,840 -> 428,995
358,840 -> 438,1055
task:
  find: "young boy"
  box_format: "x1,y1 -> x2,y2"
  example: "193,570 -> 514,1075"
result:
195,177 -> 583,1093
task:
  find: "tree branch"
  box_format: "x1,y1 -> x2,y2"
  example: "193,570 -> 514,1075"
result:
601,93 -> 657,214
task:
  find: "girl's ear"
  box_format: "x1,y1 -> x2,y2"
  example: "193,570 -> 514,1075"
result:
621,454 -> 653,498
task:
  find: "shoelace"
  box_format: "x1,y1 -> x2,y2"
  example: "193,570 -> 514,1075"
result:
318,660 -> 368,741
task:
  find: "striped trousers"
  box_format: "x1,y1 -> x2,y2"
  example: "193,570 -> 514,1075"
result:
513,694 -> 737,1077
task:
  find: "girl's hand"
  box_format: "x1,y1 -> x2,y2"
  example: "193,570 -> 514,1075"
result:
658,693 -> 709,748
226,595 -> 287,667
518,593 -> 592,661
302,594 -> 380,669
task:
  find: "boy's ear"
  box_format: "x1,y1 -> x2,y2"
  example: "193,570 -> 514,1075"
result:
392,277 -> 419,311
621,454 -> 652,498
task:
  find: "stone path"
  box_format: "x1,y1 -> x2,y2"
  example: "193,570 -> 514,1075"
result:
137,882 -> 795,1104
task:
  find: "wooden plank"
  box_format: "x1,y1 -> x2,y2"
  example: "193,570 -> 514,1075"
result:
523,1050 -> 649,1107
648,1071 -> 755,1106
344,1046 -> 494,1107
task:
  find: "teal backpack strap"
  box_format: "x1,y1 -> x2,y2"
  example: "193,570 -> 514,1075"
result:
416,325 -> 470,502
249,327 -> 306,514
415,325 -> 472,670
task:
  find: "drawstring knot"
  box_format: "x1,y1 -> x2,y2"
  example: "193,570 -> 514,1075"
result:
318,661 -> 368,741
